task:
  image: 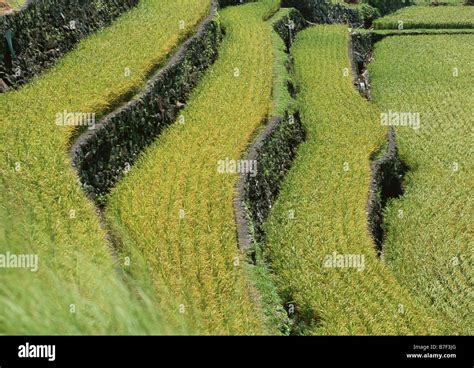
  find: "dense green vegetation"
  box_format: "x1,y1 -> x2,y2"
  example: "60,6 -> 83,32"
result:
106,0 -> 279,334
0,0 -> 211,334
374,5 -> 474,29
263,25 -> 443,335
370,34 -> 474,335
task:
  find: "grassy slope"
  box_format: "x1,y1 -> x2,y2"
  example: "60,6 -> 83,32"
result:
0,0 -> 211,334
370,35 -> 473,335
374,6 -> 474,29
264,25 -> 442,335
106,0 -> 279,335
7,0 -> 25,9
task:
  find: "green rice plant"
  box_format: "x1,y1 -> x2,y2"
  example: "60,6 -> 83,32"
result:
369,34 -> 474,335
369,28 -> 474,35
106,0 -> 280,335
414,0 -> 463,4
263,25 -> 444,335
374,5 -> 474,29
0,0 -> 211,334
269,8 -> 297,118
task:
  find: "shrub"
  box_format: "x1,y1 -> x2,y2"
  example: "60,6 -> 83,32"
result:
360,3 -> 381,27
366,0 -> 411,15
281,0 -> 332,23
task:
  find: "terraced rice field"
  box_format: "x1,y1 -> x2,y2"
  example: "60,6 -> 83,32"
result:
0,0 -> 211,334
263,25 -> 446,335
374,5 -> 474,29
106,0 -> 279,335
1,0 -> 472,338
369,34 -> 474,335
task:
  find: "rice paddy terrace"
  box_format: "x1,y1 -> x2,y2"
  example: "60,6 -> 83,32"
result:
370,34 -> 474,335
0,0 -> 472,336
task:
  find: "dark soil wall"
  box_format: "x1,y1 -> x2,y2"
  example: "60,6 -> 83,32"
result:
281,0 -> 365,27
273,8 -> 307,49
244,113 -> 305,243
235,9 -> 307,249
368,128 -> 408,253
350,31 -> 408,253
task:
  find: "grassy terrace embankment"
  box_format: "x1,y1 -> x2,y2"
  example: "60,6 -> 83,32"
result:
263,25 -> 443,335
106,0 -> 280,335
370,34 -> 474,335
374,5 -> 474,29
0,0 -> 211,334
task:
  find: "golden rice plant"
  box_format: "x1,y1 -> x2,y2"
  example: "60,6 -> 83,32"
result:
264,25 -> 444,335
370,34 -> 474,335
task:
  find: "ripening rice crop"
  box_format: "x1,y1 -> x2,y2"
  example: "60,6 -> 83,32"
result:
369,28 -> 474,36
369,34 -> 474,335
263,25 -> 444,335
0,0 -> 211,334
106,0 -> 280,335
374,5 -> 474,29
